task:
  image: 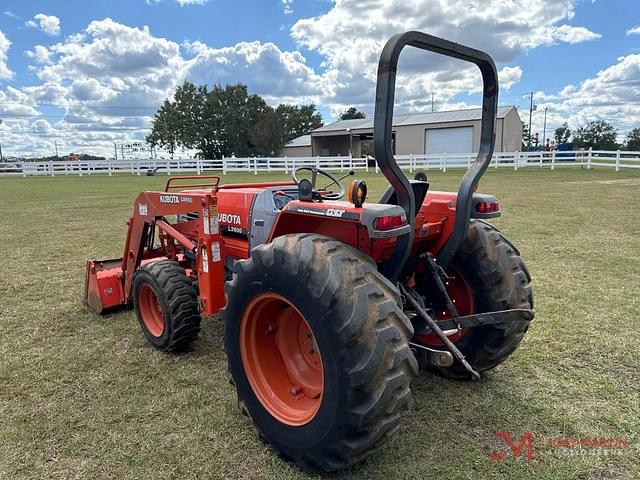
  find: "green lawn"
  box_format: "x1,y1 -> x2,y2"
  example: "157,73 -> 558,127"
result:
1,167 -> 639,479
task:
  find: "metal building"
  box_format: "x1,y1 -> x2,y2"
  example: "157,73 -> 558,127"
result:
282,106 -> 522,157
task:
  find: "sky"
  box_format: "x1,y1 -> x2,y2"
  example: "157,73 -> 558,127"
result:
0,0 -> 638,158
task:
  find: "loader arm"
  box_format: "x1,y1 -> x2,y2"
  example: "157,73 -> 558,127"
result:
85,186 -> 226,317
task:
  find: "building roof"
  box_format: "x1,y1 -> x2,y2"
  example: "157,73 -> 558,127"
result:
313,106 -> 517,134
284,134 -> 311,147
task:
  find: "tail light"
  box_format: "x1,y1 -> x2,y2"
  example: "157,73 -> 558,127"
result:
373,213 -> 408,231
475,201 -> 499,214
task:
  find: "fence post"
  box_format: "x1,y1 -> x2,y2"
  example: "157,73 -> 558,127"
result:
254,157 -> 258,175
467,154 -> 471,170
167,159 -> 171,175
494,154 -> 498,169
616,150 -> 620,172
442,153 -> 447,173
49,159 -> 54,177
349,154 -> 353,171
587,147 -> 592,169
551,150 -> 556,170
365,155 -> 369,172
284,156 -> 288,174
21,163 -> 26,177
539,151 -> 543,168
316,156 -> 320,169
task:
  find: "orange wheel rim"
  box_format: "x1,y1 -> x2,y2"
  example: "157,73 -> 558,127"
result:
138,284 -> 164,337
240,293 -> 324,426
414,269 -> 474,346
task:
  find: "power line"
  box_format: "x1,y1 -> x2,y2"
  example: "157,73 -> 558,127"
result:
0,101 -> 161,110
3,127 -> 147,136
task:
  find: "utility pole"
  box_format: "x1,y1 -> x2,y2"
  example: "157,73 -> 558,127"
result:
431,93 -> 435,112
0,142 -> 3,162
55,140 -> 59,158
114,142 -> 118,160
542,106 -> 548,150
527,92 -> 534,150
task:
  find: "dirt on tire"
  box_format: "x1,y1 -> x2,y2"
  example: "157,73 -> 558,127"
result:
416,219 -> 534,378
132,260 -> 201,352
222,234 -> 418,472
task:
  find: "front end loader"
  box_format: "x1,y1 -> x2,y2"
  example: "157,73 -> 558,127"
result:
85,31 -> 533,473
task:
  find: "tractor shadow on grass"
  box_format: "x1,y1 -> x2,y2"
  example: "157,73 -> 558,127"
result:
323,368 -> 545,479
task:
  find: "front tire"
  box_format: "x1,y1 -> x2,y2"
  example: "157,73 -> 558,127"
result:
222,234 -> 418,472
132,260 -> 201,352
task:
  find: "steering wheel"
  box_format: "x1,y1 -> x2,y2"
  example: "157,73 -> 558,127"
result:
293,167 -> 345,200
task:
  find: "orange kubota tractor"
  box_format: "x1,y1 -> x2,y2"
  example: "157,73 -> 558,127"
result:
85,32 -> 534,472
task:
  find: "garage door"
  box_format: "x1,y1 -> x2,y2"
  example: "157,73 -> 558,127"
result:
425,127 -> 473,155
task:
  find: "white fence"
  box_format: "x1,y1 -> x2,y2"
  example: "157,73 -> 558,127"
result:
1,149 -> 639,177
390,149 -> 640,173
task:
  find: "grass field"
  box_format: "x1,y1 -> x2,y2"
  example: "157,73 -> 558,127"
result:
1,166 -> 639,479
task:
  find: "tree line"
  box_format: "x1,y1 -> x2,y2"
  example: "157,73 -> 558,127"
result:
146,82 -> 323,159
525,120 -> 640,151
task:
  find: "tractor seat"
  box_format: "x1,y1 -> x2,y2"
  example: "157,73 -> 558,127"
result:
379,180 -> 429,213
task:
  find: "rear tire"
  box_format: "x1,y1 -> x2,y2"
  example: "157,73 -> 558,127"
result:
416,220 -> 534,378
132,260 -> 201,352
222,234 -> 418,472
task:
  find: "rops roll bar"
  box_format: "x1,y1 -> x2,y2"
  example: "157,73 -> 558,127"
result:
373,31 -> 498,278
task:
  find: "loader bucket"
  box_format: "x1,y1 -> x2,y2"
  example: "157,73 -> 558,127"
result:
84,258 -> 126,314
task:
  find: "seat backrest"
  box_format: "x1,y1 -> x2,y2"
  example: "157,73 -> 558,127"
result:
379,180 -> 429,215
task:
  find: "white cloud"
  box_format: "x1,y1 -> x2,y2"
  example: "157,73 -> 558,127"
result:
10,18 -> 325,156
529,54 -> 640,139
291,0 -> 600,111
25,13 -> 61,36
175,0 -> 208,5
498,66 -> 523,90
551,24 -> 601,43
627,26 -> 640,36
0,86 -> 39,117
185,41 -> 330,103
281,0 -> 294,15
26,45 -> 51,64
2,2 -> 627,158
0,30 -> 12,79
